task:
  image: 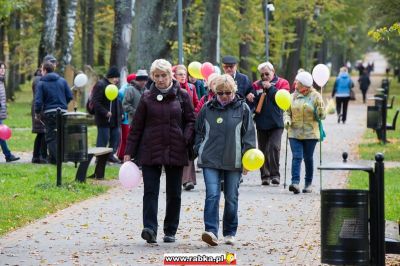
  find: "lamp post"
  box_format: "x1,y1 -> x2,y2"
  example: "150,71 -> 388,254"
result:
178,0 -> 183,64
265,3 -> 275,61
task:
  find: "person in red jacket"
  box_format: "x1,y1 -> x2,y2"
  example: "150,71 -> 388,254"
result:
195,73 -> 219,114
124,59 -> 195,244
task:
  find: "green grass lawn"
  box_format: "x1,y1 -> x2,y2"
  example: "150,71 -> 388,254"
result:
348,167 -> 400,221
0,82 -> 119,236
358,77 -> 400,160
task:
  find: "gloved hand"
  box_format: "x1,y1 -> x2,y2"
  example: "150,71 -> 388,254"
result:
284,120 -> 291,129
317,107 -> 325,118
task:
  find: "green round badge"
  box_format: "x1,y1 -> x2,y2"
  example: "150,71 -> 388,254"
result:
216,117 -> 223,124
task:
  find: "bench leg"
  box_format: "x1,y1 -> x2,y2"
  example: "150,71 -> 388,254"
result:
76,154 -> 95,182
94,153 -> 109,180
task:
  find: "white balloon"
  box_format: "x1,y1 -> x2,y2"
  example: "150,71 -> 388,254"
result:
74,73 -> 88,87
214,65 -> 221,75
119,161 -> 142,189
312,64 -> 330,87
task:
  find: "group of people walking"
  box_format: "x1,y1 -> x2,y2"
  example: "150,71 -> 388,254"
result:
104,56 -> 327,246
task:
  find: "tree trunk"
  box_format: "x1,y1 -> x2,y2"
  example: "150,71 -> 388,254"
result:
283,18 -> 306,85
59,0 -> 78,74
7,12 -> 21,100
38,0 -> 58,67
238,0 -> 250,76
86,0 -> 95,67
201,0 -> 221,64
80,0 -> 87,68
132,0 -> 180,70
0,21 -> 5,60
110,0 -> 133,71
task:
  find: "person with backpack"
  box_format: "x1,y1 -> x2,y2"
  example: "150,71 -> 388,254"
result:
194,74 -> 256,246
91,66 -> 122,163
124,59 -> 195,244
173,65 -> 198,191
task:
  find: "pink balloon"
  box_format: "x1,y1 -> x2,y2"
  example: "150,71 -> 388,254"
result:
201,62 -> 215,80
0,124 -> 12,141
119,161 -> 142,189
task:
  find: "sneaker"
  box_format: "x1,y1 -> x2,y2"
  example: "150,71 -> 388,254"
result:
271,177 -> 280,185
163,235 -> 176,243
183,182 -> 194,191
302,184 -> 312,193
201,231 -> 218,246
289,184 -> 300,194
224,235 -> 235,245
261,178 -> 271,186
6,155 -> 20,163
141,228 -> 157,244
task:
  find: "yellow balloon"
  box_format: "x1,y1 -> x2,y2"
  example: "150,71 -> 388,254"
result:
242,148 -> 265,171
105,84 -> 118,101
188,61 -> 203,79
275,89 -> 291,111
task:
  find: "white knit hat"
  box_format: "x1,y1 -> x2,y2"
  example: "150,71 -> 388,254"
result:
295,71 -> 313,87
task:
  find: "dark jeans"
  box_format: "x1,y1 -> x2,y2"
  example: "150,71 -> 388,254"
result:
361,89 -> 368,103
336,97 -> 350,122
203,168 -> 241,237
0,120 -> 12,159
96,126 -> 120,156
142,165 -> 183,236
44,112 -> 58,163
33,133 -> 47,159
257,128 -> 283,180
289,138 -> 318,186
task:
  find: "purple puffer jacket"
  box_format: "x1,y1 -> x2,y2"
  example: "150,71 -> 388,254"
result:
125,80 -> 195,166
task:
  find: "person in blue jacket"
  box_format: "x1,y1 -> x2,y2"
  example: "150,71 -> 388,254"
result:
34,61 -> 72,164
332,67 -> 353,123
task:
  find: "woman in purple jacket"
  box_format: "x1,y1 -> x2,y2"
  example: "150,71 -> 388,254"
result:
124,59 -> 195,244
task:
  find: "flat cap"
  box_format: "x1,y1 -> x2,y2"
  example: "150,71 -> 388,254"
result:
221,55 -> 237,65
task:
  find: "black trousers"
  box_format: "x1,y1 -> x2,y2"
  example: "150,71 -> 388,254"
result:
142,165 -> 183,236
257,128 -> 284,180
336,97 -> 350,122
44,112 -> 58,163
33,133 -> 47,159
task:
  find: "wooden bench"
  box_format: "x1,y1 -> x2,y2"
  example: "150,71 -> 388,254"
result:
386,109 -> 399,131
75,147 -> 113,182
387,95 -> 395,109
386,220 -> 400,254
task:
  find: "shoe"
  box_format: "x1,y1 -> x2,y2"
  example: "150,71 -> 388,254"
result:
302,184 -> 312,193
141,228 -> 157,243
107,156 -> 121,164
224,235 -> 235,245
271,177 -> 280,185
163,235 -> 176,243
201,231 -> 218,246
6,155 -> 20,163
289,184 -> 300,194
337,114 -> 342,123
239,177 -> 243,184
261,178 -> 271,186
183,182 -> 194,191
31,157 -> 41,164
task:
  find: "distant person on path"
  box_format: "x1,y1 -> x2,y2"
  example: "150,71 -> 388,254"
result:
34,62 -> 72,164
221,55 -> 254,110
358,69 -> 371,104
0,61 -> 20,162
195,74 -> 256,246
31,67 -> 48,164
284,71 -> 325,194
173,65 -> 198,191
252,62 -> 290,186
332,67 -> 353,124
188,74 -> 206,99
124,59 -> 195,244
92,66 -> 122,163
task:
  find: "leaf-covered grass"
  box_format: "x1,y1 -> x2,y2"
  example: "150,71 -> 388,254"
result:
0,163 -> 119,236
359,77 -> 400,160
348,167 -> 400,221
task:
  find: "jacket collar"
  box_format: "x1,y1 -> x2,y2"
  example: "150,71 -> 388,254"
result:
209,94 -> 243,110
149,80 -> 180,101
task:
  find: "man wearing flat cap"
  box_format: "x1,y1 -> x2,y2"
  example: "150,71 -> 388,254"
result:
221,55 -> 254,108
92,66 -> 122,164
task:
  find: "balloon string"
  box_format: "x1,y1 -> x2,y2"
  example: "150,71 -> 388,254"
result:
108,101 -> 112,122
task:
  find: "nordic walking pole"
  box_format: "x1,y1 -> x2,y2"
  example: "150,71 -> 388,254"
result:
284,130 -> 289,189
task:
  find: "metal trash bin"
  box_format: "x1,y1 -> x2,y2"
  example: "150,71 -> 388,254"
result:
321,189 -> 369,265
367,105 -> 382,129
62,112 -> 88,162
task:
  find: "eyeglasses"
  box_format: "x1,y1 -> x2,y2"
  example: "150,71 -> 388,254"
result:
260,72 -> 271,77
222,65 -> 235,69
216,91 -> 233,96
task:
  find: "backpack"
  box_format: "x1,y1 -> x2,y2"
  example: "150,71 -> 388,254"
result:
86,86 -> 95,115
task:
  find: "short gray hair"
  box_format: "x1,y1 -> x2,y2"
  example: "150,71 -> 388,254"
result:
257,61 -> 274,72
150,59 -> 173,79
213,74 -> 237,93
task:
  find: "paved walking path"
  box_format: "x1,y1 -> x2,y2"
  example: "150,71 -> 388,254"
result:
0,76 -> 398,265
